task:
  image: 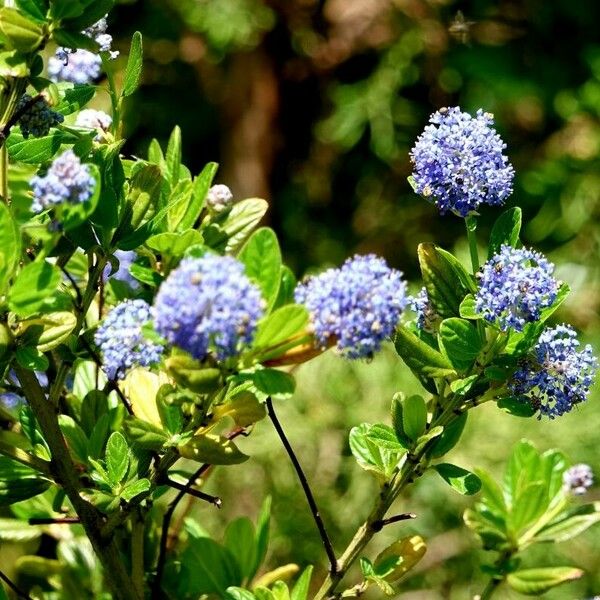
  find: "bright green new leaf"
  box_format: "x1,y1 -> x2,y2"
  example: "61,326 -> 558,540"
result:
0,7 -> 44,51
120,478 -> 151,502
56,84 -> 96,116
105,431 -> 130,486
222,198 -> 268,253
507,567 -> 583,595
252,304 -> 309,353
165,125 -> 182,188
401,394 -> 427,441
239,227 -> 282,311
458,295 -> 482,320
176,162 -> 218,231
224,518 -> 257,581
0,201 -> 20,294
8,261 -> 61,317
248,368 -> 295,400
536,502 -> 600,543
433,463 -> 482,495
349,423 -> 406,480
122,31 -> 143,97
488,207 -> 522,258
6,130 -> 71,164
124,418 -> 168,451
291,566 -> 313,600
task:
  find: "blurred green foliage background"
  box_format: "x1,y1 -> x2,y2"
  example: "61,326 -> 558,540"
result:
27,0 -> 600,597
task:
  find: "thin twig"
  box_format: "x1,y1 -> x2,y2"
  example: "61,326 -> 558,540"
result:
165,478 -> 221,507
28,516 -> 81,525
0,567 -> 34,600
152,427 -> 246,600
59,264 -> 84,307
266,396 -> 338,575
371,513 -> 416,532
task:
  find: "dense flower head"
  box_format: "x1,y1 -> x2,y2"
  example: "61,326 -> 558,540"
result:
48,49 -> 102,84
411,287 -> 438,332
75,109 -> 112,141
84,17 -> 117,57
475,245 -> 559,332
31,150 -> 95,213
206,184 -> 234,213
563,464 -> 594,495
154,255 -> 264,360
95,300 -> 163,380
104,250 -> 140,291
410,107 -> 514,216
511,325 -> 598,418
17,95 -> 64,138
295,254 -> 408,359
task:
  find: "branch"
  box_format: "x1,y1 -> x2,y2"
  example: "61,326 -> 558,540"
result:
0,568 -> 33,600
165,478 -> 222,507
266,396 -> 338,576
28,516 -> 80,525
371,513 -> 416,532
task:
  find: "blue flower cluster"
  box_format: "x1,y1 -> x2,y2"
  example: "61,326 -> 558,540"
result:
17,95 -> 64,138
511,325 -> 598,418
48,49 -> 102,84
154,255 -> 264,360
475,245 -> 559,332
411,287 -> 438,332
75,109 -> 112,141
95,300 -> 163,380
206,184 -> 234,214
563,464 -> 594,495
48,16 -> 117,84
295,254 -> 407,359
410,107 -> 514,217
104,250 -> 140,291
31,150 -> 95,213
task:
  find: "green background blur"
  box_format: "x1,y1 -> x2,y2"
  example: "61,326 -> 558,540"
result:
108,0 -> 600,596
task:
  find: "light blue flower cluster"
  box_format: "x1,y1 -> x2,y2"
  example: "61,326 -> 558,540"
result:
410,107 -> 514,217
48,16 -> 117,84
563,464 -> 594,495
511,325 -> 598,418
95,300 -> 163,380
154,255 -> 264,360
475,245 -> 559,332
17,94 -> 64,138
48,49 -> 102,84
104,250 -> 140,291
31,150 -> 95,213
295,254 -> 407,359
411,287 -> 438,332
75,109 -> 112,141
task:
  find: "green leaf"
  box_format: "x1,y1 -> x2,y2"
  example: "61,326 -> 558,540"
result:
536,502 -> 600,542
58,415 -> 88,463
179,529 -> 242,596
0,201 -> 20,294
239,228 -> 282,311
273,266 -> 297,309
0,457 -> 50,505
0,7 -> 43,52
488,207 -> 522,258
179,434 -> 249,465
6,130 -> 70,164
226,589 -> 256,600
497,396 -> 535,418
15,0 -> 47,22
390,393 -> 411,447
504,440 -> 540,506
0,50 -> 29,77
56,84 -> 96,116
349,423 -> 406,480
510,481 -> 549,534
438,318 -> 484,372
401,394 -> 427,441
224,518 -> 257,581
251,495 -> 271,581
394,325 -> 456,382
433,463 -> 482,495
52,28 -> 99,52
20,311 -> 77,352
418,243 -> 475,318
252,305 -> 309,353
120,478 -> 151,502
16,346 -> 48,371
105,432 -> 129,486
244,368 -> 295,400
449,374 -> 479,396
507,567 -> 583,595
429,412 -> 468,458
291,566 -> 313,600
374,536 -> 427,582
165,125 -> 182,188
458,295 -> 482,320
62,0 -> 114,30
221,198 -> 268,253
124,418 -> 168,451
146,230 -> 203,258
176,162 -> 218,231
122,31 -> 143,97
9,261 -> 61,317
